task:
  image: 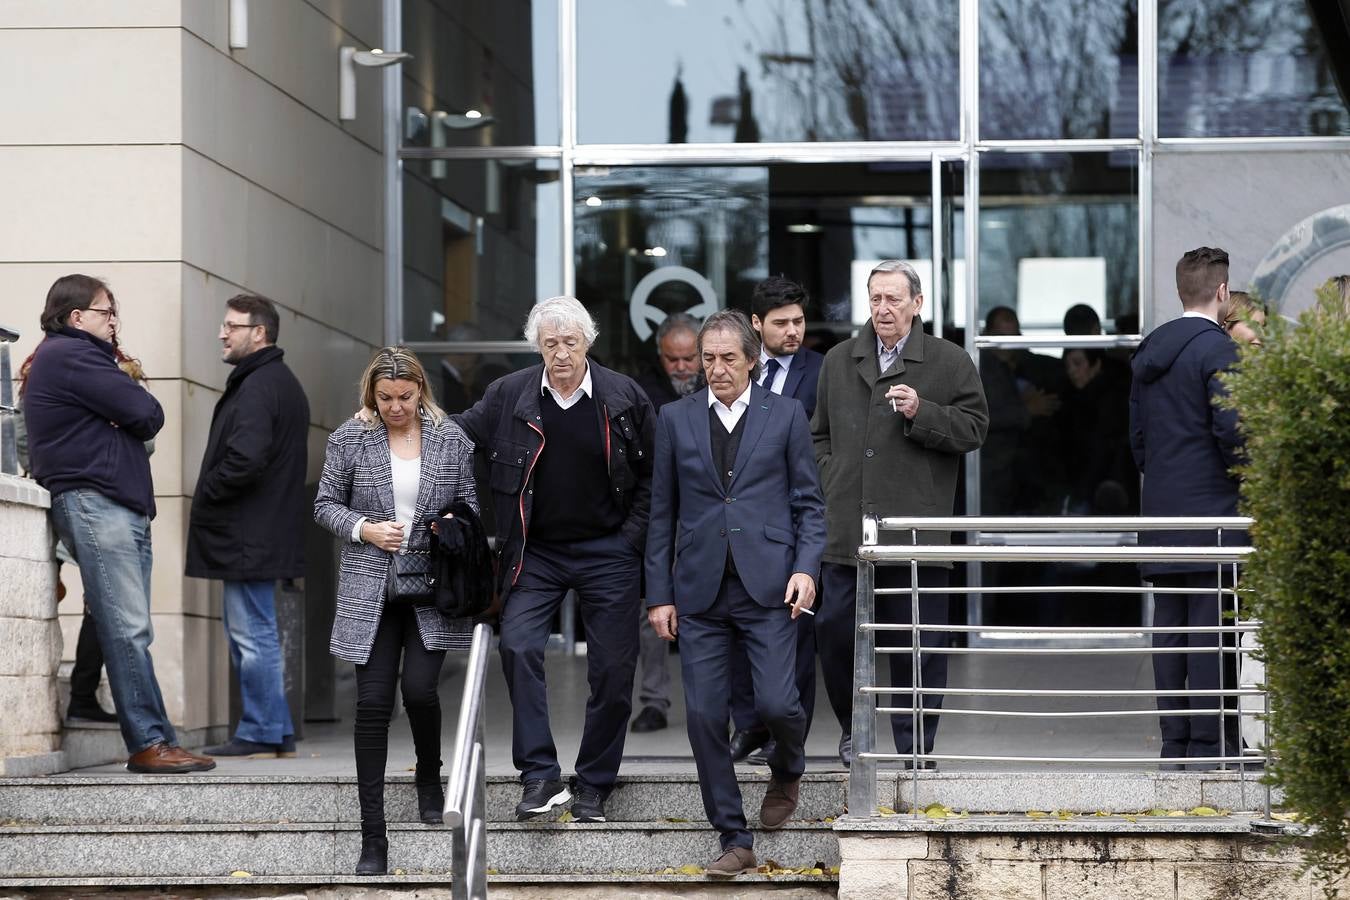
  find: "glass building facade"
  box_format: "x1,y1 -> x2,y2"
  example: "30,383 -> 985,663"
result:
390,0 -> 1350,582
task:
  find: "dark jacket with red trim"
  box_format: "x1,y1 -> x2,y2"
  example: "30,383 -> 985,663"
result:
453,360 -> 655,597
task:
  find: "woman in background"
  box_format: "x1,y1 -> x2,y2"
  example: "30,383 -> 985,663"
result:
314,347 -> 478,875
1220,291 -> 1268,348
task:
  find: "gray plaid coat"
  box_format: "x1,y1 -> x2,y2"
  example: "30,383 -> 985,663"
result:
315,414 -> 478,664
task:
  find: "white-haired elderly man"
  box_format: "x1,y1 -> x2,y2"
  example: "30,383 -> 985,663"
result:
454,296 -> 655,823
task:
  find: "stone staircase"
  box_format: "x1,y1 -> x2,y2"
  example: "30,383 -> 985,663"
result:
0,771 -> 845,892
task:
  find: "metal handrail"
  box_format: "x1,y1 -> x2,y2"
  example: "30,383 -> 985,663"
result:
446,622 -> 492,900
847,515 -> 1272,826
0,325 -> 19,476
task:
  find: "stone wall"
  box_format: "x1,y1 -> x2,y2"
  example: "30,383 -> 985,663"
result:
0,474 -> 61,776
837,819 -> 1324,900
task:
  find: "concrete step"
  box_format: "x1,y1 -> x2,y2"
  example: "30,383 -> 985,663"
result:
0,768 -> 1275,828
0,772 -> 851,826
0,821 -> 839,879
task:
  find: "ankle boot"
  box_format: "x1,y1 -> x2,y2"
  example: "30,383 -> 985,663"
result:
415,761 -> 445,825
355,822 -> 388,875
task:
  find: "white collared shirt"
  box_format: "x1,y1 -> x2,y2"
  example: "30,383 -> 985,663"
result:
757,351 -> 793,394
877,331 -> 911,375
1181,310 -> 1219,324
708,383 -> 752,432
541,361 -> 593,410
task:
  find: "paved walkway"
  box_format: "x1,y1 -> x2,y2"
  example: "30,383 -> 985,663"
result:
71,647 -> 1164,779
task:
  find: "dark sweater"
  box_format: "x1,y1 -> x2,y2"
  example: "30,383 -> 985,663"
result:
23,328 -> 164,517
709,404 -> 747,573
529,390 -> 623,541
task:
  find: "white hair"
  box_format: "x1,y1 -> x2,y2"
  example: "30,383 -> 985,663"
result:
523,296 -> 600,350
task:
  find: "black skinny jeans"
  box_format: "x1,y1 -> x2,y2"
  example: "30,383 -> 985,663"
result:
354,604 -> 446,829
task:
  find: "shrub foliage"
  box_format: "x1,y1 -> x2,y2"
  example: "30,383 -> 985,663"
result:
1222,282 -> 1350,890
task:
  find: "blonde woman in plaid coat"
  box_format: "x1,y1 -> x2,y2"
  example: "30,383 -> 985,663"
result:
314,346 -> 477,876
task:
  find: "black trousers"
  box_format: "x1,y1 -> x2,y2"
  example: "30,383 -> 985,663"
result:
816,561 -> 949,755
1149,570 -> 1239,760
69,610 -> 105,704
354,604 -> 446,829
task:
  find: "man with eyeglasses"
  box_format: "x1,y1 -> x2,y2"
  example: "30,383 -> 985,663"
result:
23,274 -> 216,773
187,294 -> 311,759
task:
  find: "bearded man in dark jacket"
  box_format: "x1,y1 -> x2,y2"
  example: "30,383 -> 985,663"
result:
187,294 -> 311,759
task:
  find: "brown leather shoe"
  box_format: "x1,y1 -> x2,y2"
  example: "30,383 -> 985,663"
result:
126,742 -> 217,774
706,846 -> 757,878
759,776 -> 800,829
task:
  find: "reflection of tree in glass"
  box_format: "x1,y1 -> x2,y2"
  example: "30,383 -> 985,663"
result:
1157,0 -> 1350,136
737,0 -> 959,141
980,0 -> 1136,140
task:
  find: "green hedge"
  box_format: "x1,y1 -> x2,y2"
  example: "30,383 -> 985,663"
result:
1222,281 -> 1350,891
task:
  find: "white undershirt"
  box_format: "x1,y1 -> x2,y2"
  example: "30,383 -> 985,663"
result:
390,453 -> 421,551
707,384 -> 752,432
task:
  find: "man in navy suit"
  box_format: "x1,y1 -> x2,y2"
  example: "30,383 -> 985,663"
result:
1130,246 -> 1245,769
645,309 -> 826,877
729,277 -> 825,765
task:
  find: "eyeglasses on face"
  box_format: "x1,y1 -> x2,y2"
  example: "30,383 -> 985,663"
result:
220,321 -> 260,332
82,306 -> 118,319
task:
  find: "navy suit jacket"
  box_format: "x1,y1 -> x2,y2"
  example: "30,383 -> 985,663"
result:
771,348 -> 824,419
645,383 -> 827,615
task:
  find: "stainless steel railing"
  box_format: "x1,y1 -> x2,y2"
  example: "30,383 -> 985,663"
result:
847,515 -> 1270,820
445,622 -> 492,900
0,326 -> 20,476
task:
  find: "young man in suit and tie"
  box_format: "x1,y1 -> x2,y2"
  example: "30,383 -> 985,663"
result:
729,277 -> 826,765
645,309 -> 827,877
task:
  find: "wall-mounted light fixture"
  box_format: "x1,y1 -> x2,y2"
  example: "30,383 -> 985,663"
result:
428,109 -> 496,179
229,0 -> 248,49
339,47 -> 413,121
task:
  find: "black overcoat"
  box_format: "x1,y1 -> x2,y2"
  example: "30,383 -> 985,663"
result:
186,346 -> 311,581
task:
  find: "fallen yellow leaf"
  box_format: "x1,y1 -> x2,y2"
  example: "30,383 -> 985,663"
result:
677,864 -> 702,876
229,871 -> 251,878
1026,810 -> 1048,818
877,806 -> 897,816
1166,810 -> 1187,817
1189,806 -> 1220,817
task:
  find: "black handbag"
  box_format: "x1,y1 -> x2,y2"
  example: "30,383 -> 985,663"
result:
388,548 -> 435,605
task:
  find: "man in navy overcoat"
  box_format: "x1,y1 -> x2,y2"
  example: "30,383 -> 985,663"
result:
645,309 -> 826,877
1130,246 -> 1245,768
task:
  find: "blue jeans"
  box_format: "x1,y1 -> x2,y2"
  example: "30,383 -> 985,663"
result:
223,579 -> 294,744
50,489 -> 176,754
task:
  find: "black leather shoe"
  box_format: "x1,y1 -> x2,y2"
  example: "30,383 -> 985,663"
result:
838,733 -> 853,769
66,700 -> 118,723
745,740 -> 777,766
902,758 -> 937,771
630,706 -> 667,733
729,727 -> 770,763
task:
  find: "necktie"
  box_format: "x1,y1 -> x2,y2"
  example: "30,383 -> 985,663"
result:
761,358 -> 781,390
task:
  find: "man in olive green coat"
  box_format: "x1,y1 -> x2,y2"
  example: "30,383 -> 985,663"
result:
811,260 -> 988,769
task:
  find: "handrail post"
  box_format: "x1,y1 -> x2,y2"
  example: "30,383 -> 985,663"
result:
448,622 -> 492,900
848,515 -> 880,817
0,326 -> 19,477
